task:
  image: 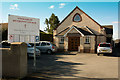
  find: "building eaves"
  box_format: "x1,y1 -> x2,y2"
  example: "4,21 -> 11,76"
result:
55,27 -> 70,36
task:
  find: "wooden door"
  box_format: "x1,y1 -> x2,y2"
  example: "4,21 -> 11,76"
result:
68,37 -> 80,51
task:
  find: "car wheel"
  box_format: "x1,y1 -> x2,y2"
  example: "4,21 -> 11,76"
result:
47,50 -> 52,54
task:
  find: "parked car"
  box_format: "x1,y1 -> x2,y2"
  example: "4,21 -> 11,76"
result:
27,43 -> 41,57
97,42 -> 112,56
0,40 -> 11,48
29,42 -> 39,47
29,41 -> 57,54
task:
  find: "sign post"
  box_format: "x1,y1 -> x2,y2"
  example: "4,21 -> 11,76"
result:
34,37 -> 36,67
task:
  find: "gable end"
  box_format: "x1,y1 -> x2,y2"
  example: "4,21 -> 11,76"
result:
55,6 -> 102,30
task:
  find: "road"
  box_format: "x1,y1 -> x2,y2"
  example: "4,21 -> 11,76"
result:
24,52 -> 118,80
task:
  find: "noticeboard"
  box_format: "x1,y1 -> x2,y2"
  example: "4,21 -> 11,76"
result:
8,15 -> 40,42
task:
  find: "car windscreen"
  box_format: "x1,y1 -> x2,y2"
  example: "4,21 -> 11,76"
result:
100,44 -> 110,47
27,44 -> 32,47
1,42 -> 10,48
2,42 -> 10,46
29,43 -> 34,47
29,43 -> 39,47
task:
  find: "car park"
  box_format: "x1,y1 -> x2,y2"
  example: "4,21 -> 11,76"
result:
97,42 -> 112,56
29,41 -> 57,54
27,43 -> 41,57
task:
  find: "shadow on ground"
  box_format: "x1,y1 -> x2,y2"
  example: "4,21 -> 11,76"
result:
21,77 -> 118,80
23,53 -> 85,80
21,49 -> 119,80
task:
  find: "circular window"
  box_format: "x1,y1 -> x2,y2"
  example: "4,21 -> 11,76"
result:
73,13 -> 82,22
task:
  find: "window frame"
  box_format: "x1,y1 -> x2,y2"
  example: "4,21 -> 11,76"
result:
85,36 -> 90,44
41,42 -> 47,46
73,13 -> 82,22
36,43 -> 40,46
60,37 -> 64,44
46,43 -> 50,46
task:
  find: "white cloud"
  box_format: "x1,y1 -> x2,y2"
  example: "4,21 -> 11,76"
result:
49,5 -> 54,9
112,21 -> 120,24
60,3 -> 65,6
10,4 -> 19,10
59,3 -> 65,8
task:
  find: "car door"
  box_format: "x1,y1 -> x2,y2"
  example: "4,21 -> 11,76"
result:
36,42 -> 42,51
40,42 -> 47,52
36,43 -> 40,49
46,43 -> 51,50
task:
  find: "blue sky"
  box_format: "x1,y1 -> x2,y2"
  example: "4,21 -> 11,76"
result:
1,2 -> 119,40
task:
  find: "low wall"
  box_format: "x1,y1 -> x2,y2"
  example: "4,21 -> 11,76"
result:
0,42 -> 27,79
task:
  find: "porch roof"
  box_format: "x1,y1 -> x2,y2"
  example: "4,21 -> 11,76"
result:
55,27 -> 70,36
74,26 -> 94,35
55,26 -> 94,37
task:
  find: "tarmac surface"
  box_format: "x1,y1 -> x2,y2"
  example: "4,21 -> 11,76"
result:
22,50 -> 119,80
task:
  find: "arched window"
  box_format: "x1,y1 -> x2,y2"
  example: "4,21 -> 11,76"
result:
73,13 -> 82,22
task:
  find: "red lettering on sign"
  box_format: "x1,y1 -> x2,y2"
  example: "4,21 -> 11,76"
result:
13,19 -> 36,24
18,18 -> 32,21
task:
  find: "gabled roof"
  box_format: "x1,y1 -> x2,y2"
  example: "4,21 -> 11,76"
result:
55,6 -> 101,30
74,26 -> 94,35
56,26 -> 94,37
101,25 -> 113,29
64,26 -> 84,37
85,26 -> 96,35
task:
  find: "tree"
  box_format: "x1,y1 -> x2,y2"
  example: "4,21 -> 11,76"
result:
44,13 -> 60,34
45,18 -> 50,33
2,28 -> 8,40
0,23 -> 8,41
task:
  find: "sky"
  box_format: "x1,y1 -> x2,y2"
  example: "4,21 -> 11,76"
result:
0,1 -> 119,40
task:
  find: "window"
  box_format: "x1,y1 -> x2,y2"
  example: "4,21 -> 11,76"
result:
36,43 -> 40,46
85,36 -> 90,44
73,13 -> 82,22
60,37 -> 64,44
99,44 -> 110,47
46,43 -> 50,46
41,42 -> 46,46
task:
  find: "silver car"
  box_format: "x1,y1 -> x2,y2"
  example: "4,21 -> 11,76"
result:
97,42 -> 112,56
27,43 -> 41,57
30,41 -> 57,54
